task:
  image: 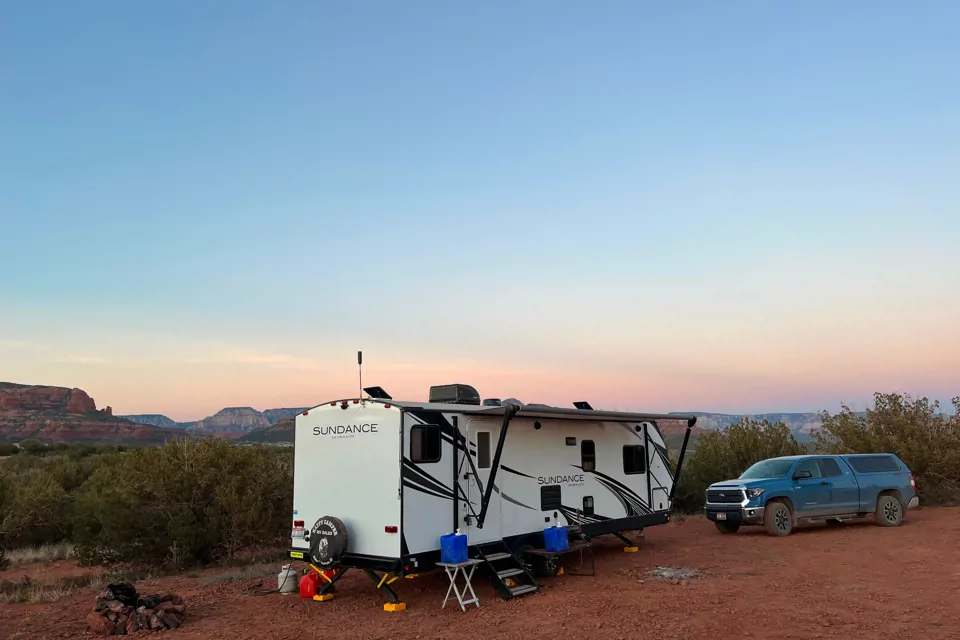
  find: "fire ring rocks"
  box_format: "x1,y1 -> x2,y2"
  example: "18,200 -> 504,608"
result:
85,581 -> 186,635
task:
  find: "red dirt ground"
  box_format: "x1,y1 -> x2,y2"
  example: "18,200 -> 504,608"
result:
2,508 -> 959,640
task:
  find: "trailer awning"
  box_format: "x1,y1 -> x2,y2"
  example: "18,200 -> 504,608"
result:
460,405 -> 698,425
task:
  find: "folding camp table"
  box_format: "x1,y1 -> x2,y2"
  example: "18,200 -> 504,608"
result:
436,558 -> 483,611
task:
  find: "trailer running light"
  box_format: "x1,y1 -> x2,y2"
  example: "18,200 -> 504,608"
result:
384,526 -> 398,533
353,399 -> 359,404
302,410 -> 309,416
384,404 -> 392,409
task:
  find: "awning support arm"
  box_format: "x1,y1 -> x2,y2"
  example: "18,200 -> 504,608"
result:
476,402 -> 520,529
667,417 -> 698,506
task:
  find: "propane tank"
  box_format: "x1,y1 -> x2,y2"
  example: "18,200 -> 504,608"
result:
278,564 -> 299,595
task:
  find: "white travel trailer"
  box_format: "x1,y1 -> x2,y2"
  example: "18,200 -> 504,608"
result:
289,383 -> 697,604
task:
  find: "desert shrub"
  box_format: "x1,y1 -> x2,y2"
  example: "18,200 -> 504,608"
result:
16,439 -> 53,456
671,418 -> 806,513
0,467 -> 72,548
72,438 -> 292,568
0,547 -> 8,570
0,443 -> 18,457
815,393 -> 960,505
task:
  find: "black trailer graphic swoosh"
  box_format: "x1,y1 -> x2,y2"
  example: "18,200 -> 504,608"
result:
501,465 -> 535,479
403,479 -> 453,501
402,459 -> 455,499
571,464 -> 653,516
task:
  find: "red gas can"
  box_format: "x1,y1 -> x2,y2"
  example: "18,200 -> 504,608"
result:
299,570 -> 320,599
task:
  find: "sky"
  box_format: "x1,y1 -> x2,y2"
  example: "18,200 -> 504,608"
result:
2,1 -> 958,421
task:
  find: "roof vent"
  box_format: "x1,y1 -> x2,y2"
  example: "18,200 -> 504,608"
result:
482,398 -> 502,407
429,384 -> 481,405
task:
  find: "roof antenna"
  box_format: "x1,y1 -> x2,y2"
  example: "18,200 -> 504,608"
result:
358,350 -> 363,400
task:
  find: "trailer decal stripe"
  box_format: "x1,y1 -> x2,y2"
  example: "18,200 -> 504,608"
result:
492,484 -> 536,511
402,478 -> 455,501
501,465 -> 536,479
401,459 -> 456,499
572,464 -> 654,516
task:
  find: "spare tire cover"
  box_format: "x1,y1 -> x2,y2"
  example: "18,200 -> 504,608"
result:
309,516 -> 348,568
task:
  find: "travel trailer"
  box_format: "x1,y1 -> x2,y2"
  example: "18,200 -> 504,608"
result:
289,383 -> 697,604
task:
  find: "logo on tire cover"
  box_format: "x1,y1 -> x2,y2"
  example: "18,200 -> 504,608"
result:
309,516 -> 347,567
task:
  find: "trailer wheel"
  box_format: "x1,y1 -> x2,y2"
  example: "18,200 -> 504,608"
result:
308,516 -> 349,568
714,521 -> 740,534
764,500 -> 794,536
875,494 -> 903,527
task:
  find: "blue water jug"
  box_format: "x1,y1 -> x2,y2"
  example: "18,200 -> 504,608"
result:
543,525 -> 569,552
440,529 -> 468,564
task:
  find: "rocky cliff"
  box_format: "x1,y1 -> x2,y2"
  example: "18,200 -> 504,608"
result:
238,417 -> 295,444
262,407 -> 308,425
0,383 -> 178,445
187,407 -> 271,437
119,414 -> 185,429
682,411 -> 824,442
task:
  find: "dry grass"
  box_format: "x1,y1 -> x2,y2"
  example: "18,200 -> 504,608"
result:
0,569 -> 105,605
197,564 -> 279,587
5,542 -> 75,566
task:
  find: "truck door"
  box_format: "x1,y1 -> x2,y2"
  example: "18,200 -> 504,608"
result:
818,457 -> 859,515
464,419 -> 502,545
791,459 -> 831,518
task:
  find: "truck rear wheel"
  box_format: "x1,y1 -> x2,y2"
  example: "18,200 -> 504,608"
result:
714,521 -> 740,534
764,500 -> 794,536
875,494 -> 904,527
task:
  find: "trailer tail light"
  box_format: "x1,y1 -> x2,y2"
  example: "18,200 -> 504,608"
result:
384,404 -> 391,409
384,526 -> 398,533
292,520 -> 306,538
910,475 -> 917,490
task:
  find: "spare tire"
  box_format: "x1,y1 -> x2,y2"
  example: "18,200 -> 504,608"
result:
308,516 -> 349,568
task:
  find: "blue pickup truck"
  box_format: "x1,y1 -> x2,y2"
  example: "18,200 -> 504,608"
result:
704,453 -> 919,536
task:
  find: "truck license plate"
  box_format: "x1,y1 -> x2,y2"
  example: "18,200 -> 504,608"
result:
716,512 -> 727,520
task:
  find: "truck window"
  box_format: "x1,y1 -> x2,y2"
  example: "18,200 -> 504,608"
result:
622,445 -> 646,475
794,459 -> 822,478
410,425 -> 441,463
847,455 -> 900,474
817,458 -> 843,477
581,440 -> 596,472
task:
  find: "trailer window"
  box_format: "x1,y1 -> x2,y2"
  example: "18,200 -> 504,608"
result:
581,440 -> 596,472
477,432 -> 491,469
410,425 -> 441,463
622,445 -> 646,475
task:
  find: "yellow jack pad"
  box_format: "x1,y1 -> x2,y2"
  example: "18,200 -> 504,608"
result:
383,602 -> 407,612
404,573 -> 420,580
557,567 -> 565,575
313,593 -> 334,602
623,546 -> 639,553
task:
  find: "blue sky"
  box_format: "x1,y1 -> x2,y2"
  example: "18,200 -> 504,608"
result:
2,1 -> 958,419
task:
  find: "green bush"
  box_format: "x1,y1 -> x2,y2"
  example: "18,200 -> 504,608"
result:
815,393 -> 960,505
0,467 -> 72,548
72,438 -> 292,568
671,418 -> 806,513
0,547 -> 8,570
0,443 -> 18,457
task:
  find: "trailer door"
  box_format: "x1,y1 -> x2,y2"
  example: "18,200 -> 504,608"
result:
464,418 -> 502,544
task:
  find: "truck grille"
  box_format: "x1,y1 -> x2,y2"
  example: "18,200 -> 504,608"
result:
706,489 -> 744,504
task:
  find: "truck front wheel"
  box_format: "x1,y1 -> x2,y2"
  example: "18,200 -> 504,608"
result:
764,500 -> 794,536
875,494 -> 904,527
714,521 -> 740,534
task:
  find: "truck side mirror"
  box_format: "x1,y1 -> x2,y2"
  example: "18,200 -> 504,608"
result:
793,469 -> 813,480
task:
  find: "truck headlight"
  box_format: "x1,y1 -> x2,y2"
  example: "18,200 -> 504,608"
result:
745,488 -> 764,499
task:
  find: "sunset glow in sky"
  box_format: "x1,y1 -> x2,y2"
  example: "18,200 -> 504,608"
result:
2,2 -> 958,420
